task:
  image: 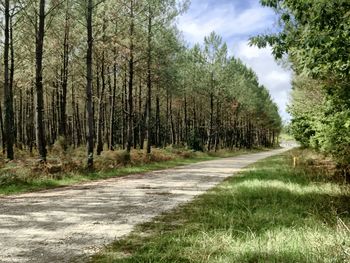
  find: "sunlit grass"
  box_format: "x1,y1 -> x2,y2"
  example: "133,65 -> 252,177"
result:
91,152 -> 350,263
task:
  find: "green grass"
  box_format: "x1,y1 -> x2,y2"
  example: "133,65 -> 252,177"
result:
91,151 -> 350,263
0,149 -> 255,196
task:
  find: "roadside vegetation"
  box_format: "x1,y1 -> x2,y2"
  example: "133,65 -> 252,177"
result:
251,0 -> 350,178
91,149 -> 350,263
0,146 -> 262,196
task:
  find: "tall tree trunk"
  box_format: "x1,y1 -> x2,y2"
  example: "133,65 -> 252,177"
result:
146,4 -> 152,154
96,61 -> 106,155
184,92 -> 188,144
0,105 -> 5,154
86,0 -> 94,167
165,89 -> 169,146
96,14 -> 107,155
59,1 -> 70,140
3,0 -> 14,159
170,94 -> 176,145
10,16 -> 17,145
126,0 -> 134,153
122,67 -> 127,149
155,94 -> 160,147
214,97 -> 220,152
138,79 -> 144,149
35,0 -> 47,161
109,61 -> 117,150
17,89 -> 23,148
208,91 -> 214,151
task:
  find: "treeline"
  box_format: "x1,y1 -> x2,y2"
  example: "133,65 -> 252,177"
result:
252,0 -> 350,174
0,0 -> 281,167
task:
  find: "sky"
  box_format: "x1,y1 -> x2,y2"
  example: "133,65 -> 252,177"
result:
177,0 -> 292,122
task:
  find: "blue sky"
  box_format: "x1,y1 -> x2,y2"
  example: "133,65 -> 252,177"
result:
177,0 -> 292,121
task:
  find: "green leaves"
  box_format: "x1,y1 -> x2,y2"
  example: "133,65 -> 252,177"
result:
252,0 -> 350,166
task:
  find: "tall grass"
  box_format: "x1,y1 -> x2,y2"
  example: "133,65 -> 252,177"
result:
92,150 -> 350,263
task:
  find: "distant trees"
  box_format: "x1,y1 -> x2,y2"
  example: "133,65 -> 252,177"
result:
0,0 -> 281,167
251,0 -> 350,171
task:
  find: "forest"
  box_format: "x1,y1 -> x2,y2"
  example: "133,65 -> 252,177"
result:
0,0 -> 281,167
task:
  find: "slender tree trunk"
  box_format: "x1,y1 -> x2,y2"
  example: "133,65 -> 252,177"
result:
122,67 -> 127,149
146,5 -> 152,154
86,0 -> 94,167
97,60 -> 106,155
109,62 -> 117,150
17,88 -> 23,148
3,0 -> 14,159
126,0 -> 134,153
138,79 -> 143,149
0,105 -> 5,154
208,91 -> 214,151
155,94 -> 160,147
170,94 -> 176,145
59,1 -> 70,140
10,16 -> 17,144
96,14 -> 107,155
35,0 -> 47,161
214,97 -> 220,152
165,89 -> 169,146
184,92 -> 188,144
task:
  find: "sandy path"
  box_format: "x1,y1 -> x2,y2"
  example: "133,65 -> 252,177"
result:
0,148 -> 290,263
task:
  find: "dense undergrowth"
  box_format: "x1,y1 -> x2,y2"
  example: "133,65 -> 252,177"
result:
91,148 -> 350,263
0,145 -> 259,195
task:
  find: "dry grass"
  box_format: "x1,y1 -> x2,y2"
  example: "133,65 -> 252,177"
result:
288,148 -> 345,182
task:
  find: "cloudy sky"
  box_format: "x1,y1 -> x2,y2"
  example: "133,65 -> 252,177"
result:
177,0 -> 292,121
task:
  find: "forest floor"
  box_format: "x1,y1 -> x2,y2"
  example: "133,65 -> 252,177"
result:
0,148 -> 289,263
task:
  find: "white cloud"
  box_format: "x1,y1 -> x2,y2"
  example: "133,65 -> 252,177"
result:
266,71 -> 291,85
178,1 -> 275,44
233,41 -> 292,120
234,41 -> 272,59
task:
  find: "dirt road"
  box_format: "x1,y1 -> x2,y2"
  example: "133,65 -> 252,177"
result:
0,148 -> 290,262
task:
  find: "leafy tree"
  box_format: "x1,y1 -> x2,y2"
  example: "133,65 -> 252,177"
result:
251,0 -> 350,170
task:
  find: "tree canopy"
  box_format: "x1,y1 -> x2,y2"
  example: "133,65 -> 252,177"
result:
251,0 -> 350,169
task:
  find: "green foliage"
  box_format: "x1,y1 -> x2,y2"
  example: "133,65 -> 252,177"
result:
252,0 -> 350,79
289,116 -> 314,147
252,0 -> 350,166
